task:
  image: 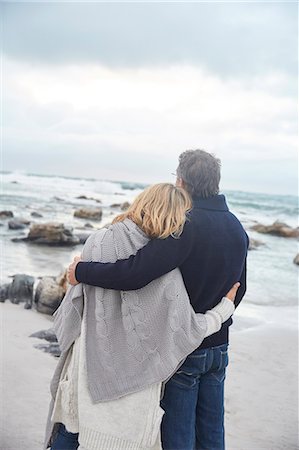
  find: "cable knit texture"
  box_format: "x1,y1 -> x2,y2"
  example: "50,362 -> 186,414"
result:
51,219 -> 208,403
50,296 -> 164,450
43,218 -> 234,449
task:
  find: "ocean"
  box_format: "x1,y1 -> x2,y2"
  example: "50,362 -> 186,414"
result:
1,171 -> 298,312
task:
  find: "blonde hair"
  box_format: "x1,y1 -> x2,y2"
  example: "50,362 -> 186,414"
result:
113,183 -> 192,239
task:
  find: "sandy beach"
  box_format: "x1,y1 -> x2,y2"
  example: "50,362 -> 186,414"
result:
0,301 -> 298,450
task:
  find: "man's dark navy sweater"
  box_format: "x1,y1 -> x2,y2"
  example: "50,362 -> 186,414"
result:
76,194 -> 249,350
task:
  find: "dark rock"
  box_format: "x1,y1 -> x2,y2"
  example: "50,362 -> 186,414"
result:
0,284 -> 10,302
11,235 -> 27,243
293,254 -> 299,265
11,181 -> 18,184
9,274 -> 35,306
34,276 -> 66,315
110,202 -> 130,210
33,342 -> 61,357
30,328 -> 57,342
0,210 -> 13,218
8,220 -> 27,230
248,238 -> 265,250
84,223 -> 94,228
121,202 -> 130,211
75,232 -> 92,244
18,218 -> 31,225
74,207 -> 102,220
26,222 -> 80,246
76,195 -> 102,203
31,212 -> 43,218
250,220 -> 299,238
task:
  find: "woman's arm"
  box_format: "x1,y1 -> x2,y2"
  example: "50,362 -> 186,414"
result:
203,282 -> 239,337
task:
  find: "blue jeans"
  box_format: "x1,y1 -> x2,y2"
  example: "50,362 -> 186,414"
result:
161,343 -> 229,450
50,423 -> 79,450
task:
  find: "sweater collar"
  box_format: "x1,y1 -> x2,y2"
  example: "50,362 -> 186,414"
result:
192,194 -> 229,211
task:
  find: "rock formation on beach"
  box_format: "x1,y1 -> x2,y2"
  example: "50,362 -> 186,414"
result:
30,328 -> 61,356
76,195 -> 102,203
74,207 -> 103,220
8,219 -> 30,230
18,222 -> 80,246
31,211 -> 43,218
0,271 -> 68,356
35,271 -> 68,315
0,210 -> 13,218
110,201 -> 131,211
250,220 -> 299,238
0,274 -> 35,308
0,271 -> 68,316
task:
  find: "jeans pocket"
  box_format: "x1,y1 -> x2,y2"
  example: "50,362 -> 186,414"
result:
219,348 -> 229,371
170,369 -> 198,388
211,347 -> 229,383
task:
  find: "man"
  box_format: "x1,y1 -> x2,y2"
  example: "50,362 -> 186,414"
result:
68,149 -> 248,450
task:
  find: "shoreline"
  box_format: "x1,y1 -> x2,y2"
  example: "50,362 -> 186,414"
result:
1,301 -> 298,450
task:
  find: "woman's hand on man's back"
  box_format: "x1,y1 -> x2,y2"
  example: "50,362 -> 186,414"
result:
225,283 -> 240,302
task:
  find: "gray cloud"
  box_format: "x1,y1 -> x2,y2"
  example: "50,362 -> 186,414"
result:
2,2 -> 297,78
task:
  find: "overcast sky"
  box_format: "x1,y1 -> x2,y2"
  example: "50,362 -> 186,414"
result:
2,1 -> 298,195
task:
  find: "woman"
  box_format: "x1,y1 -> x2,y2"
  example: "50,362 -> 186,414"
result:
44,183 -> 239,450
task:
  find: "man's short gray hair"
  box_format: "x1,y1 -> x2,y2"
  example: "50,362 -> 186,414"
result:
177,149 -> 221,199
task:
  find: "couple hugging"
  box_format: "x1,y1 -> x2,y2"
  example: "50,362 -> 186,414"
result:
44,149 -> 248,450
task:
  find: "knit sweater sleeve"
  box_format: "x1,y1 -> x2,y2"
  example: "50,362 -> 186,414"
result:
203,298 -> 235,337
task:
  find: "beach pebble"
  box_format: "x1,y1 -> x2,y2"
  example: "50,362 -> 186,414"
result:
76,195 -> 102,203
8,219 -> 27,230
293,254 -> 299,265
33,342 -> 61,357
110,201 -> 131,211
29,328 -> 58,342
121,201 -> 131,211
0,210 -> 13,218
74,207 -> 102,220
31,211 -> 43,218
250,220 -> 299,238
